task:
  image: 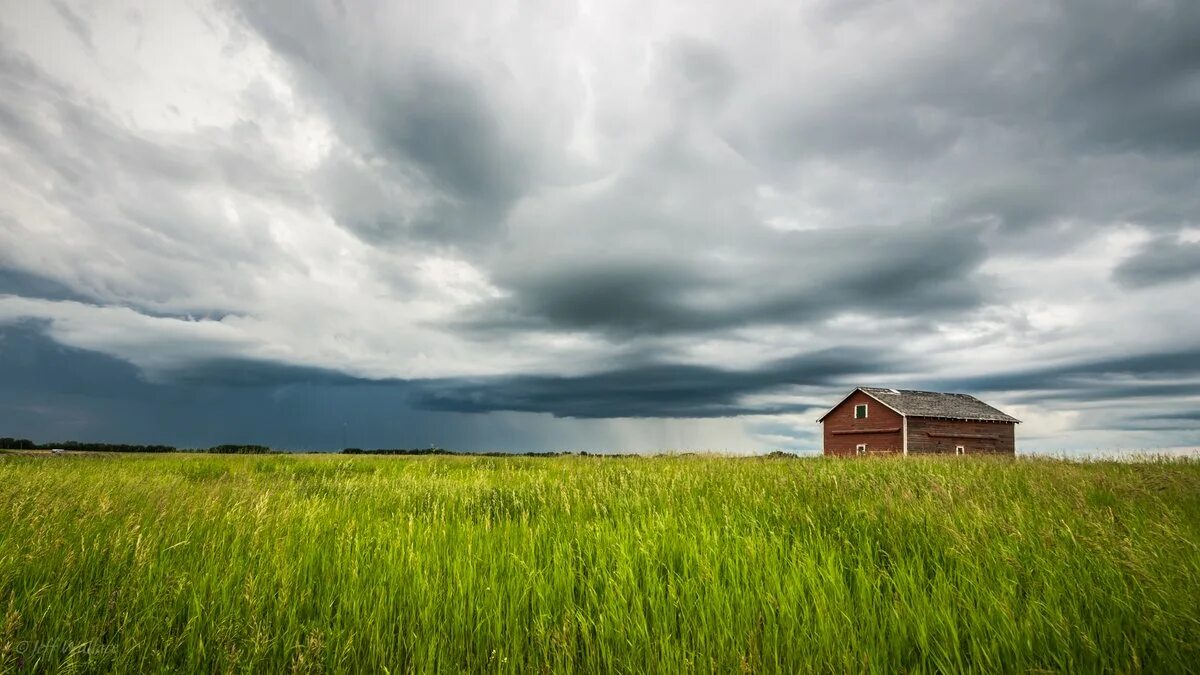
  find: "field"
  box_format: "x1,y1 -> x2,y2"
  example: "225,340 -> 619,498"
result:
2,453 -> 1199,673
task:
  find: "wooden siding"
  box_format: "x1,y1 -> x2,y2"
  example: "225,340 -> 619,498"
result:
821,390 -> 903,456
906,417 -> 1016,455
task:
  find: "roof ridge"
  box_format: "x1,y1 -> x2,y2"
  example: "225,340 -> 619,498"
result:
849,386 -> 1019,423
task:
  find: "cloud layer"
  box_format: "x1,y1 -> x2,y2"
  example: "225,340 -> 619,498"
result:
1,0 -> 1198,452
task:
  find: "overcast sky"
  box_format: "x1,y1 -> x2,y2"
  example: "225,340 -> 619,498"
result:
1,0 -> 1198,453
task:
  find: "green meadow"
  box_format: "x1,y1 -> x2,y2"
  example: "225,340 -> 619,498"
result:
1,453 -> 1199,673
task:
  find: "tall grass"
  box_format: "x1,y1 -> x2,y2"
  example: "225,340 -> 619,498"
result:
1,453 -> 1198,673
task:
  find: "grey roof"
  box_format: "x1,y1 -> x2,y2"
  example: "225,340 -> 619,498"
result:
856,387 -> 1021,422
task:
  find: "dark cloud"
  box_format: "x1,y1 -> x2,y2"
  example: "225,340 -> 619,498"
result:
740,0 -> 1200,245
313,62 -> 530,245
143,340 -> 887,420
230,1 -> 535,245
471,222 -> 988,337
1017,383 -> 1200,404
1085,410 -> 1200,434
0,322 -> 840,449
1113,236 -> 1200,288
1050,0 -> 1200,153
373,66 -> 527,237
1140,411 -> 1200,422
150,358 -> 367,388
0,266 -> 95,304
933,348 -> 1200,402
0,323 -> 573,451
409,347 -> 888,418
914,0 -> 1200,155
938,180 -> 1063,235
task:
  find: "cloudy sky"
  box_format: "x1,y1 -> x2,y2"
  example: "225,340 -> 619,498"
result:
1,0 -> 1198,453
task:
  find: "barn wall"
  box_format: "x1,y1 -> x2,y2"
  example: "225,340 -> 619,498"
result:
821,390 -> 903,456
906,418 -> 1015,455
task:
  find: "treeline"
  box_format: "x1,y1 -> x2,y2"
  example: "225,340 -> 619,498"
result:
0,438 -> 275,454
206,444 -> 275,454
2,438 -> 754,458
340,447 -> 628,458
2,438 -> 592,456
341,447 -> 454,456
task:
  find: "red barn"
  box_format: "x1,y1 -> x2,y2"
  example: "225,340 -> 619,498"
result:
817,387 -> 1020,456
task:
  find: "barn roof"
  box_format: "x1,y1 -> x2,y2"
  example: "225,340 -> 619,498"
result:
818,387 -> 1021,423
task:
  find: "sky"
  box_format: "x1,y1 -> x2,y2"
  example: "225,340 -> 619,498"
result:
0,0 -> 1198,454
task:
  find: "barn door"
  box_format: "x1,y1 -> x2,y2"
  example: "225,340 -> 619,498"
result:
955,445 -> 965,456
856,443 -> 867,456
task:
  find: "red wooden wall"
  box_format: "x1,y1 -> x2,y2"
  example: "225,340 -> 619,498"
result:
821,390 -> 903,456
906,417 -> 1015,455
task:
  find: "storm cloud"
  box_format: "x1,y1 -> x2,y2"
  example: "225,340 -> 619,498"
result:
1,0 -> 1198,453
409,347 -> 889,419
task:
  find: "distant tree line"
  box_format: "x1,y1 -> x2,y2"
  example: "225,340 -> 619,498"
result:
341,447 -> 452,455
207,444 -> 275,454
340,447 -> 625,458
2,437 -> 798,458
0,438 -> 275,454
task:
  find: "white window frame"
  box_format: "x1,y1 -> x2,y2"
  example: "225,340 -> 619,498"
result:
856,443 -> 867,456
955,445 -> 965,456
854,403 -> 868,420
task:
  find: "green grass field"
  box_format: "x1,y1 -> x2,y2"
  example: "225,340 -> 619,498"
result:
2,453 -> 1199,673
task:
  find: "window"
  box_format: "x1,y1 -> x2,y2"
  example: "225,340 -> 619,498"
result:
856,444 -> 867,456
854,404 -> 868,419
955,445 -> 965,456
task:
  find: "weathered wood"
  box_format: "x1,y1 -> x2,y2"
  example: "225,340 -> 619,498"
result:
821,390 -> 903,455
926,432 -> 999,440
821,388 -> 1017,456
908,417 -> 1015,454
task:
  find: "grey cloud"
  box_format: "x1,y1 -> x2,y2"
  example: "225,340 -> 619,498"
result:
0,323 -> 624,451
0,42 -> 306,314
372,66 -> 527,236
408,347 -> 888,418
0,266 -> 96,304
0,321 -> 406,448
662,37 -> 737,110
0,322 -> 844,449
150,358 -> 368,388
1124,411 -> 1200,432
0,47 -> 301,202
472,222 -> 987,337
318,62 -> 530,245
745,420 -> 818,444
0,267 -> 230,322
230,1 -> 534,245
1050,0 -> 1200,153
144,339 -> 888,419
49,0 -> 94,52
1140,411 -> 1200,422
1113,236 -> 1200,289
1017,383 -> 1200,404
933,348 -> 1200,402
938,179 -> 1063,235
741,0 -> 1200,241
909,0 -> 1200,154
